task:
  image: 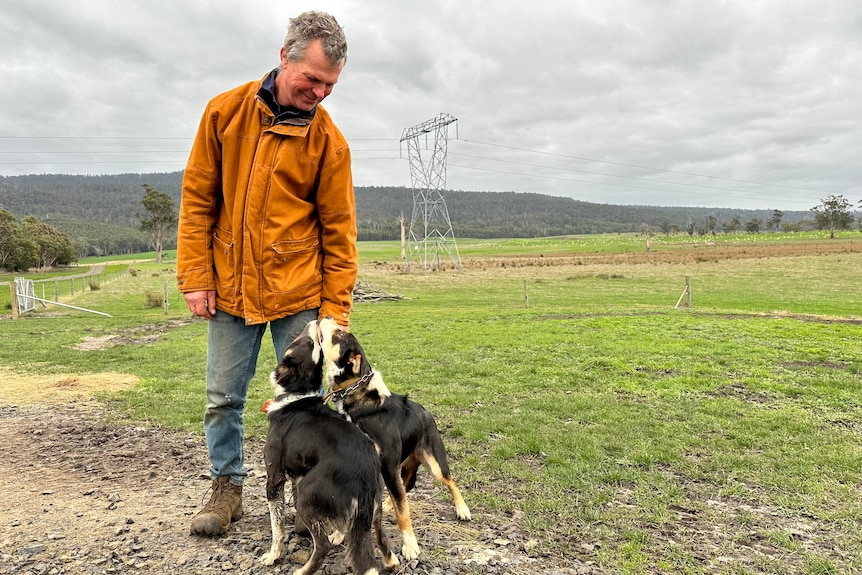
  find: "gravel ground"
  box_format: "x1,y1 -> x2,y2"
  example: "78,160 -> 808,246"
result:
0,403 -> 589,575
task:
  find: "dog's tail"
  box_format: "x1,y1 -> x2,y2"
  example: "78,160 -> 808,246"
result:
345,488 -> 380,574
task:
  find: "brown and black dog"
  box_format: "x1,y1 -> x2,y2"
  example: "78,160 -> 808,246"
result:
318,317 -> 471,561
259,320 -> 398,575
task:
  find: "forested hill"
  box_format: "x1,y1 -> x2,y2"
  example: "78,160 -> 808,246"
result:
1,172 -> 810,242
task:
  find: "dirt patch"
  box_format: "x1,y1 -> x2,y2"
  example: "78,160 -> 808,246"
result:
0,368 -> 138,406
377,239 -> 862,272
0,388 -> 588,575
74,318 -> 197,351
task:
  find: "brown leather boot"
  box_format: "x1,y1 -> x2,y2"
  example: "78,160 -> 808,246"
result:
190,477 -> 243,536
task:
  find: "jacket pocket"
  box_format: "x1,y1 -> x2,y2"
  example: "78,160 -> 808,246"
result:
212,227 -> 237,303
269,236 -> 323,306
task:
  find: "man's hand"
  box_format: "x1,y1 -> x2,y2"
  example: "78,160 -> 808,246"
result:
184,290 -> 216,319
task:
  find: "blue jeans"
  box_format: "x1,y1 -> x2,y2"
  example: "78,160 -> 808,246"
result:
203,308 -> 319,485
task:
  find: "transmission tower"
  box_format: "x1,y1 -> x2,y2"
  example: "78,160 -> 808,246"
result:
400,113 -> 462,272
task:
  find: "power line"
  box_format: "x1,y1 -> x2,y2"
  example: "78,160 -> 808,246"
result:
447,162 -> 800,204
457,139 -> 842,195
0,160 -> 187,166
449,151 -> 817,200
0,134 -> 850,205
0,150 -> 189,154
0,136 -> 192,140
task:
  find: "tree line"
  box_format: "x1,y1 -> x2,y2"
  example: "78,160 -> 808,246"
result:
1,185 -> 176,271
1,172 -> 860,270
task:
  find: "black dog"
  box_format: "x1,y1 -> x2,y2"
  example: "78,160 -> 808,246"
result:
259,320 -> 398,574
319,317 -> 471,561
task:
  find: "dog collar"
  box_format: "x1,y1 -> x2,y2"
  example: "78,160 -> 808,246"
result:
324,371 -> 374,403
263,392 -> 321,413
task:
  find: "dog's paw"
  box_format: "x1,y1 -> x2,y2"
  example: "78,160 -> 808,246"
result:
400,534 -> 420,561
259,550 -> 280,565
456,503 -> 472,521
328,529 -> 345,545
382,551 -> 400,569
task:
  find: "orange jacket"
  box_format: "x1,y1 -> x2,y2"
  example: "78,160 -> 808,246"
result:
176,74 -> 357,326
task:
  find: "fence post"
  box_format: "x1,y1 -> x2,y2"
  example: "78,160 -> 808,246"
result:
163,280 -> 169,315
686,276 -> 691,307
9,282 -> 18,320
675,276 -> 692,309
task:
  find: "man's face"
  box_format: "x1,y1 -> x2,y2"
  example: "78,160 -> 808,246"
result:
276,38 -> 343,111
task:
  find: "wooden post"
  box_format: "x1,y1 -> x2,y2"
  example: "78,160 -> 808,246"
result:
399,212 -> 406,260
686,276 -> 691,307
524,279 -> 529,308
675,276 -> 692,309
163,280 -> 169,315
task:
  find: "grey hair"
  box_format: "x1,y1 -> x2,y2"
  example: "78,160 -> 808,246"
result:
283,11 -> 347,66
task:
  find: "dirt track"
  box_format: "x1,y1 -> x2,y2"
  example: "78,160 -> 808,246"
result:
0,401 -> 586,574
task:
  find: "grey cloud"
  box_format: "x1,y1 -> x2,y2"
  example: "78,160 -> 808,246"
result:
0,0 -> 859,210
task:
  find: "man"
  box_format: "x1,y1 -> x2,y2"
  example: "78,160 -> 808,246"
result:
176,11 -> 356,537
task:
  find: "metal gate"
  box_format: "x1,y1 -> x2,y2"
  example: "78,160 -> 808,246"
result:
14,277 -> 35,315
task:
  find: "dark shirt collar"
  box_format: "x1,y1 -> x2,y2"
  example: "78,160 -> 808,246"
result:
258,68 -> 316,126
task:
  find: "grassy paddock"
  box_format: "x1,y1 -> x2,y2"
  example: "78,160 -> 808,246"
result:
1,237 -> 861,574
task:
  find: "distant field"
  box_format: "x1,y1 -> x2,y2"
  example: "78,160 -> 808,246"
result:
2,232 -> 862,573
358,229 -> 862,260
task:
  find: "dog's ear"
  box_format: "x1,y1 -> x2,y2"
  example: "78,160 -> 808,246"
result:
272,366 -> 285,384
348,353 -> 363,376
272,358 -> 297,389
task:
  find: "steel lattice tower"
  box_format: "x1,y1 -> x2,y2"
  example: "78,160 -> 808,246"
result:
399,113 -> 462,271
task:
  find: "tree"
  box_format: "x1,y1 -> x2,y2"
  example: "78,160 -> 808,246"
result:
0,210 -> 41,271
137,184 -> 178,263
767,210 -> 784,232
744,218 -> 763,233
723,216 -> 741,234
0,209 -> 19,269
639,224 -> 656,252
21,216 -> 77,269
811,194 -> 854,239
703,215 -> 717,236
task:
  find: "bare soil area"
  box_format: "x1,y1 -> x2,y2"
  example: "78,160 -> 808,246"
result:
0,390 -> 586,575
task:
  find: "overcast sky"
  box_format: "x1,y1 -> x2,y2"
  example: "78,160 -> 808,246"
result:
1,0 -> 860,210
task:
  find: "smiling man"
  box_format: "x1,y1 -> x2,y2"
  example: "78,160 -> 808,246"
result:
176,11 -> 357,537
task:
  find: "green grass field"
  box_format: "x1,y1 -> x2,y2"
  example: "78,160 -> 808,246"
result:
2,233 -> 861,574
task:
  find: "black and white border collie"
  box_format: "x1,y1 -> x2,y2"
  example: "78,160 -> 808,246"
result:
318,317 -> 472,561
259,320 -> 398,575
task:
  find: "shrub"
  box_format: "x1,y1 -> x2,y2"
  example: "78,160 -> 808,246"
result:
143,290 -> 162,309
